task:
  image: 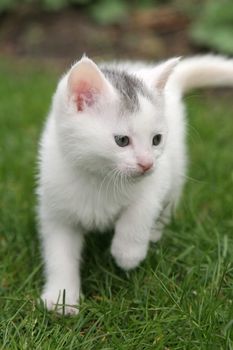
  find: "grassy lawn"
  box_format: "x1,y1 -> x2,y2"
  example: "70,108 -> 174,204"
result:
0,59 -> 232,349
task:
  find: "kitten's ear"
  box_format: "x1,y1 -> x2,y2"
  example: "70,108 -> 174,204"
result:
155,57 -> 181,91
68,57 -> 111,112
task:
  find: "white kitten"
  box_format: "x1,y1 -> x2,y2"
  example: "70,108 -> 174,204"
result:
37,55 -> 233,314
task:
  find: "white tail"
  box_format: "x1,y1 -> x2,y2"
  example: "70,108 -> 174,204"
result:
168,55 -> 233,94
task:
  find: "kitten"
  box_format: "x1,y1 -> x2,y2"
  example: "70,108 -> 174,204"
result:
37,55 -> 233,314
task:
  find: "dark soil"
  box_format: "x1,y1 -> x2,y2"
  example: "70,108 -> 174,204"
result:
0,5 -> 202,65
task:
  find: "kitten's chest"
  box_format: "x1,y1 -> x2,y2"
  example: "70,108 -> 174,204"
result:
67,175 -> 125,231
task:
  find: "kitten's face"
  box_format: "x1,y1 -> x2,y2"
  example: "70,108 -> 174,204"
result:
55,57 -> 177,179
107,97 -> 166,178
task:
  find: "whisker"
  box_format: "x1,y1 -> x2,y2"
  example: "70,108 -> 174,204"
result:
181,174 -> 205,184
106,168 -> 119,202
111,169 -> 119,202
97,168 -> 116,206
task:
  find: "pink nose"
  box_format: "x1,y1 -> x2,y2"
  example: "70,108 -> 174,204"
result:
137,161 -> 153,173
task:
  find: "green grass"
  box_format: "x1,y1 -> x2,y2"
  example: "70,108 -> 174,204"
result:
0,59 -> 232,349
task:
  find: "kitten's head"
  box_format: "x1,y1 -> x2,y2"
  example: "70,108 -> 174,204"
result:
54,56 -> 179,178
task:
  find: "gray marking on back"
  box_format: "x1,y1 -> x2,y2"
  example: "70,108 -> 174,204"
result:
101,68 -> 154,114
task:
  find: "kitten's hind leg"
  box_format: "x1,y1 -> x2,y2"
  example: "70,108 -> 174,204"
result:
150,202 -> 172,243
40,220 -> 83,315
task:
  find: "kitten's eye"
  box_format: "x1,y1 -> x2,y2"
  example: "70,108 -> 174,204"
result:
114,135 -> 130,147
152,134 -> 162,146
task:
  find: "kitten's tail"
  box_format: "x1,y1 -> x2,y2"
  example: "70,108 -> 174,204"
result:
169,55 -> 233,94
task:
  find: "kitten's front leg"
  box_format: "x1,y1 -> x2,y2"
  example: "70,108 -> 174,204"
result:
40,219 -> 83,315
150,202 -> 172,243
111,199 -> 159,271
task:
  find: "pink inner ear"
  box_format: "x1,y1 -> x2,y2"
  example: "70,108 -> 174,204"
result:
73,81 -> 99,112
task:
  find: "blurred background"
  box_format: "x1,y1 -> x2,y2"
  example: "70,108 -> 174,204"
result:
0,0 -> 233,65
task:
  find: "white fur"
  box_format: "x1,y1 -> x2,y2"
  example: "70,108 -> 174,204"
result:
37,55 -> 233,314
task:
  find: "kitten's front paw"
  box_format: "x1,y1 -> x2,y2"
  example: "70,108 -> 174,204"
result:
150,227 -> 163,243
111,240 -> 148,271
41,288 -> 79,315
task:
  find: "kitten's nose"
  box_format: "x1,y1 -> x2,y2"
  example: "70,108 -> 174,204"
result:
137,161 -> 153,173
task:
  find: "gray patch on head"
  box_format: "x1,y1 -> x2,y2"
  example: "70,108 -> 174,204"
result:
101,68 -> 154,114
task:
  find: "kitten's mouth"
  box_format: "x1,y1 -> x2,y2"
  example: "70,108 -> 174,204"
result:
128,168 -> 154,179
